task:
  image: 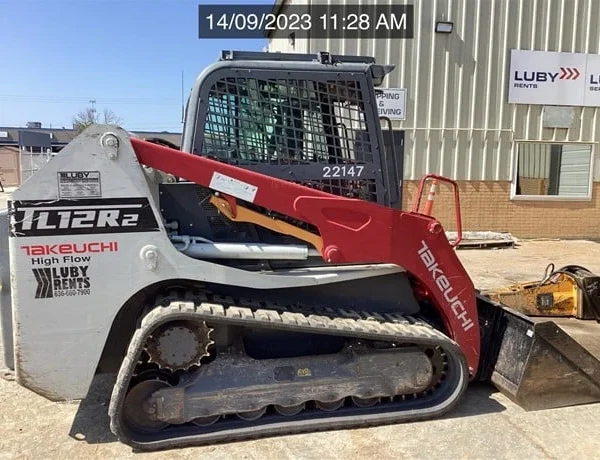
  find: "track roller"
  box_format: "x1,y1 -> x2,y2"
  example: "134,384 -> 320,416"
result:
237,408 -> 267,421
274,403 -> 305,416
192,415 -> 221,427
315,399 -> 345,412
351,396 -> 380,407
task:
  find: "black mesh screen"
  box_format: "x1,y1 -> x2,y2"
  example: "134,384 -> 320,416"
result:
199,76 -> 379,202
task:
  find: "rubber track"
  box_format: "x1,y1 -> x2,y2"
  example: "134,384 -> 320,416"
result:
108,297 -> 469,451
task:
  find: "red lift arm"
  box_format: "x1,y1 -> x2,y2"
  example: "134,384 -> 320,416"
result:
131,138 -> 481,377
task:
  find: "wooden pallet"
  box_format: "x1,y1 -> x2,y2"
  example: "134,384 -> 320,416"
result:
454,239 -> 515,249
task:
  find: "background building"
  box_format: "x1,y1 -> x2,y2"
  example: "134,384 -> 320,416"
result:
0,124 -> 181,188
268,0 -> 600,239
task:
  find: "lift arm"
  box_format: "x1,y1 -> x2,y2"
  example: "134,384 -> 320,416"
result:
131,137 -> 481,377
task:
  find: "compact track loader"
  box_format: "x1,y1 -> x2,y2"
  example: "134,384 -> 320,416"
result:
1,51 -> 600,451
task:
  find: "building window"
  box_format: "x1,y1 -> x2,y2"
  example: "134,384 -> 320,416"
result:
512,142 -> 594,200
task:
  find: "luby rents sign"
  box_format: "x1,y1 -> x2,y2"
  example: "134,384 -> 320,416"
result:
508,49 -> 600,106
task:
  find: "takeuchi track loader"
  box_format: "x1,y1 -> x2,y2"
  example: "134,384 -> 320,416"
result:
2,51 -> 600,451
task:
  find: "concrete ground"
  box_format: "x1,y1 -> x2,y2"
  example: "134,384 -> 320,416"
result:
1,185 -> 600,459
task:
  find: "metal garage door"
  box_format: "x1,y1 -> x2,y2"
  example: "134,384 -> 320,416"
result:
558,144 -> 592,196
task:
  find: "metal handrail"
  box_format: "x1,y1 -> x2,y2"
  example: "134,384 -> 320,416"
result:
411,173 -> 463,247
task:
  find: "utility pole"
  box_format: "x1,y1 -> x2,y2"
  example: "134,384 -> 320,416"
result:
181,70 -> 184,124
89,99 -> 97,119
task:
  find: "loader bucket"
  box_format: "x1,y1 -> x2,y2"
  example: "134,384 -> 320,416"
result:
476,293 -> 600,411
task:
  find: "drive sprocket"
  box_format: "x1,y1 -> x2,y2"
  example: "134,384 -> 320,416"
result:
145,319 -> 213,371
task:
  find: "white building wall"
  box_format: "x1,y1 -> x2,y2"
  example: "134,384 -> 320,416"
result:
268,1 -> 310,53
269,0 -> 600,181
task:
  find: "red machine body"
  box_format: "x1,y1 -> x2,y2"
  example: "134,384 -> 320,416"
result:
132,138 -> 481,377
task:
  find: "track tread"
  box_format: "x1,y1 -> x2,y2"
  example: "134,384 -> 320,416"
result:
109,293 -> 468,452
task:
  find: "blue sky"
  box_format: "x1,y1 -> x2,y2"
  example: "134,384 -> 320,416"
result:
0,0 -> 273,132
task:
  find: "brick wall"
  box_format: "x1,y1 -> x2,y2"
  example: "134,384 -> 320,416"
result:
0,146 -> 20,187
401,180 -> 600,239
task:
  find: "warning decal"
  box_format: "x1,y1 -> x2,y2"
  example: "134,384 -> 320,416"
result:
209,172 -> 258,203
58,171 -> 101,198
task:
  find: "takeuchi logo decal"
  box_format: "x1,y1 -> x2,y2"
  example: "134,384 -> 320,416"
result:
513,67 -> 581,89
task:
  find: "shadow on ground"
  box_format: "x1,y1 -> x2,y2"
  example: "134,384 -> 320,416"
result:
444,382 -> 507,419
69,373 -> 118,444
69,375 -> 507,446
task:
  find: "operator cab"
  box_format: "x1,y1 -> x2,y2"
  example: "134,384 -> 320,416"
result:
159,51 -> 402,270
